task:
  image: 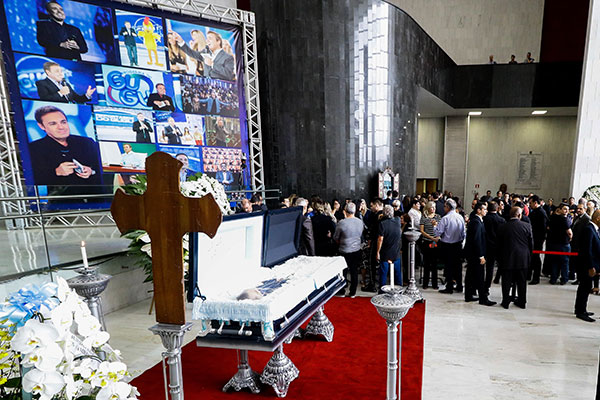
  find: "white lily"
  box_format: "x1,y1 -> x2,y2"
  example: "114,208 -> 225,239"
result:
11,319 -> 60,354
138,233 -> 151,243
21,342 -> 64,371
97,381 -> 132,400
73,357 -> 97,380
22,369 -> 65,400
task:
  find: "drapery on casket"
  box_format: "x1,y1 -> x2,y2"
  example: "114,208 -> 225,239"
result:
187,206 -> 347,396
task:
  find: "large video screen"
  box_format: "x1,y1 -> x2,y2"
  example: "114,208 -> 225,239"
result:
0,0 -> 250,208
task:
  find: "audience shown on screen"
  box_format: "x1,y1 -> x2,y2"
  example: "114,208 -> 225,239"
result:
36,61 -> 96,104
36,1 -> 88,61
29,105 -> 101,185
147,83 -> 175,111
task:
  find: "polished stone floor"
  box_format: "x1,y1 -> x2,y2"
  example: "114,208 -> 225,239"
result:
106,278 -> 599,399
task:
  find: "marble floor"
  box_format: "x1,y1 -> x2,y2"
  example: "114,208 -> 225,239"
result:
106,278 -> 599,399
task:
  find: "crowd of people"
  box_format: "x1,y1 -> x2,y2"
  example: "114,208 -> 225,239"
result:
488,52 -> 535,64
237,186 -> 600,322
180,76 -> 239,116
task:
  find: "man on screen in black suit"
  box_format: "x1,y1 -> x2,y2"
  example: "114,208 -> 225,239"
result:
132,113 -> 152,143
169,30 -> 235,81
36,1 -> 88,61
28,105 -> 101,186
36,62 -> 96,104
163,117 -> 182,145
119,21 -> 138,66
146,83 -> 175,111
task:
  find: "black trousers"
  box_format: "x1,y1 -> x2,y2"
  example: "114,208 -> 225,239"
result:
575,256 -> 593,314
529,239 -> 544,281
484,252 -> 496,291
341,250 -> 362,296
465,257 -> 485,300
501,269 -> 527,306
440,241 -> 463,290
421,242 -> 439,288
368,243 -> 378,287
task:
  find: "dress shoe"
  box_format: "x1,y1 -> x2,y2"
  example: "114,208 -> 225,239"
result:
465,297 -> 479,302
361,285 -> 377,293
454,286 -> 463,293
560,280 -> 567,285
439,288 -> 453,294
576,314 -> 595,322
479,300 -> 496,306
493,278 -> 500,284
529,280 -> 539,285
513,302 -> 526,309
574,311 -> 595,316
501,302 -> 510,309
432,285 -> 439,290
423,285 -> 429,289
571,280 -> 580,285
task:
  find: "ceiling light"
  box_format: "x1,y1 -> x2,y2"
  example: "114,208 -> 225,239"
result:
468,111 -> 482,116
532,110 -> 547,115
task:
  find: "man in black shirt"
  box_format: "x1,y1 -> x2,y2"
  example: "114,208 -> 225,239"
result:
465,202 -> 496,306
147,83 -> 175,111
528,195 -> 548,284
363,198 -> 383,292
484,201 -> 505,287
376,205 -> 402,291
28,105 -> 101,186
547,203 -> 573,285
36,1 -> 88,61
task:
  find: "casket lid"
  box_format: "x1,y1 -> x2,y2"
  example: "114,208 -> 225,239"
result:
261,207 -> 303,268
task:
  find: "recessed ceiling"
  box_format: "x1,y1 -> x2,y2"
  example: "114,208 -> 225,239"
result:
416,87 -> 578,118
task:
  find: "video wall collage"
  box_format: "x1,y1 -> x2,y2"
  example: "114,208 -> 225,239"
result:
1,0 -> 249,205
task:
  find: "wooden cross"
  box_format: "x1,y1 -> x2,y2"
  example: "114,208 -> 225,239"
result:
111,152 -> 222,325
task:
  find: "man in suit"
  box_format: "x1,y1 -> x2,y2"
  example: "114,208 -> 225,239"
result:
465,202 -> 496,305
28,105 -> 101,186
484,201 -> 505,288
146,83 -> 175,111
497,207 -> 534,309
163,117 -> 182,144
215,163 -> 233,190
296,198 -> 315,256
574,210 -> 600,322
571,203 -> 591,283
169,30 -> 235,81
214,117 -> 229,147
132,113 -> 152,143
528,195 -> 548,284
36,62 -> 95,104
119,21 -> 138,66
36,1 -> 88,61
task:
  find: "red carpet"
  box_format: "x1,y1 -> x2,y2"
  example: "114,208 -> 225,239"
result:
132,297 -> 425,399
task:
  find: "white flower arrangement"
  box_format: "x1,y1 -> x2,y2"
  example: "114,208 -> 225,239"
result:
0,278 -> 139,399
180,173 -> 234,216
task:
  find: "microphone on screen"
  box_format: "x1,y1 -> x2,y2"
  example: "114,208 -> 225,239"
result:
61,78 -> 67,86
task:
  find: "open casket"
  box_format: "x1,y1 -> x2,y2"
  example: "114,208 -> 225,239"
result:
187,207 -> 346,396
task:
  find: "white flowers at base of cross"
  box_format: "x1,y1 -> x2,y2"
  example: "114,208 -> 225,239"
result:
6,277 -> 139,399
180,174 -> 234,216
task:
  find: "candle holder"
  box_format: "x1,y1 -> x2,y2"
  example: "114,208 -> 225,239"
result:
371,286 -> 415,400
402,228 -> 423,302
67,265 -> 112,331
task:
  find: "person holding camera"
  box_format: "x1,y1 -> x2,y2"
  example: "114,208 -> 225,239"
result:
419,201 -> 441,289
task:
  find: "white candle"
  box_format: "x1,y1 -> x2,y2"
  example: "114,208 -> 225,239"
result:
390,261 -> 394,287
81,241 -> 89,269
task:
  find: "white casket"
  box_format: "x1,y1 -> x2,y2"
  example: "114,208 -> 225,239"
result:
188,206 -> 346,350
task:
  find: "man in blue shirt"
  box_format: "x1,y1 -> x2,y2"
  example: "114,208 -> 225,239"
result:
433,198 -> 466,294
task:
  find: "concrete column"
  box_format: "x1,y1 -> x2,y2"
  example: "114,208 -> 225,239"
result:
571,0 -> 600,197
443,116 -> 470,204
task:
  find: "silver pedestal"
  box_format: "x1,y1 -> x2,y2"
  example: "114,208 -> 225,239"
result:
284,328 -> 303,344
260,345 -> 299,398
371,286 -> 416,400
149,322 -> 193,400
223,349 -> 261,393
402,229 -> 423,302
67,266 -> 112,330
304,306 -> 334,342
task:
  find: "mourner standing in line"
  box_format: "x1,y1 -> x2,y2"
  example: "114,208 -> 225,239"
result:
433,199 -> 466,294
574,210 -> 600,322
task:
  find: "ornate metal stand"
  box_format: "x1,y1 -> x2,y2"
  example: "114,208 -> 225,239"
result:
284,328 -> 303,344
223,349 -> 261,393
260,345 -> 299,397
402,229 -> 423,302
67,266 -> 112,330
304,306 -> 334,342
149,323 -> 193,400
371,286 -> 415,400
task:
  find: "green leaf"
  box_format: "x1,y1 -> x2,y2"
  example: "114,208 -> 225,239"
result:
4,377 -> 20,388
